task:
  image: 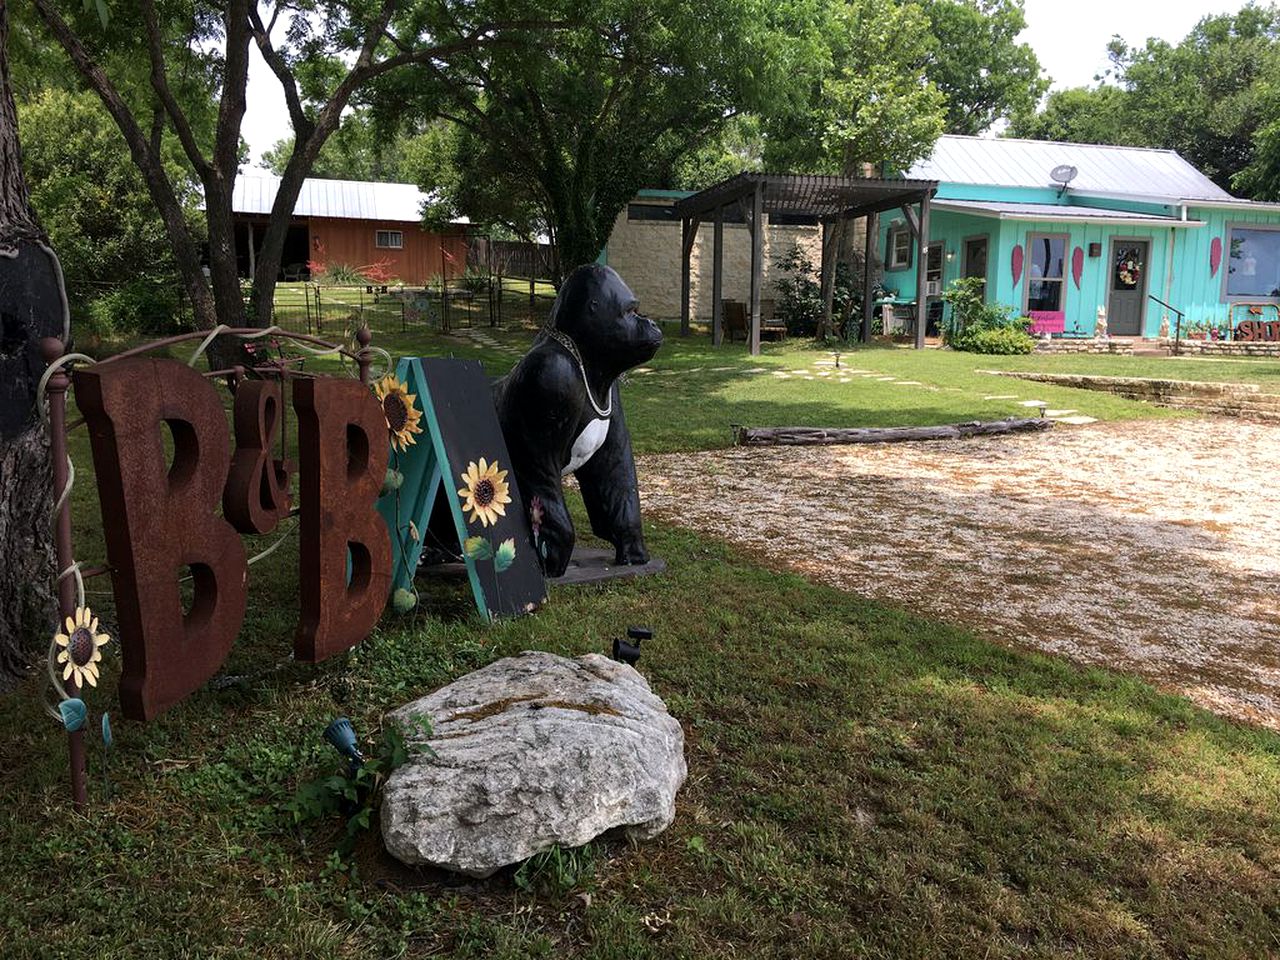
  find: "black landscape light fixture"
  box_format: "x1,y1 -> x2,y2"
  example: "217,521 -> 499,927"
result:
612,626 -> 651,666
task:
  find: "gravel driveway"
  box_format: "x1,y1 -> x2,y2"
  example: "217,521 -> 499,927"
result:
638,419 -> 1280,728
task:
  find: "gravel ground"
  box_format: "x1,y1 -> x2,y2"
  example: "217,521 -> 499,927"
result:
638,418 -> 1280,728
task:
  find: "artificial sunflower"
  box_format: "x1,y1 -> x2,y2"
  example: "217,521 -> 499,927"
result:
374,374 -> 424,451
55,606 -> 110,689
457,457 -> 512,527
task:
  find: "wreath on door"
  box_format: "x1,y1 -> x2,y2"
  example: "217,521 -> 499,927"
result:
1116,253 -> 1142,288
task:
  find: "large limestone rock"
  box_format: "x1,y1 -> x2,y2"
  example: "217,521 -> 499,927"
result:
381,651 -> 686,878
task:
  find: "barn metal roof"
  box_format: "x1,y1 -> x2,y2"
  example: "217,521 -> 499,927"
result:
232,173 -> 442,223
932,198 -> 1205,226
673,172 -> 937,221
908,135 -> 1233,203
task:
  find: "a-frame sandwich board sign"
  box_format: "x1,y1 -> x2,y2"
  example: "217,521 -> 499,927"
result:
376,357 -> 545,620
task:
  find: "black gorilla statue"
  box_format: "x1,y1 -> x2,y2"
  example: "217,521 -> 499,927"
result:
493,264 -> 663,577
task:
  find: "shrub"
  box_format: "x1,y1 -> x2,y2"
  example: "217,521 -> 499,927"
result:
458,267 -> 491,294
963,327 -> 1035,354
771,243 -> 868,339
85,277 -> 188,339
941,277 -> 1033,354
315,262 -> 367,285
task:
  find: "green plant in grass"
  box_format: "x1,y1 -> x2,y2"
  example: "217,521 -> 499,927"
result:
286,714 -> 433,859
513,843 -> 598,896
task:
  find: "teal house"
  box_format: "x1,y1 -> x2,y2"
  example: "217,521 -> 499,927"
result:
885,135 -> 1280,339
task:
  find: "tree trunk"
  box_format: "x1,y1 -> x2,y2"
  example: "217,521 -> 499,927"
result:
0,4 -> 59,686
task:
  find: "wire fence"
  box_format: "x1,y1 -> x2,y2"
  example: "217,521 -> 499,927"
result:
65,270 -> 560,344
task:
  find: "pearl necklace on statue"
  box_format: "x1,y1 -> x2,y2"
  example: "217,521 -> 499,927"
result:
542,327 -> 613,419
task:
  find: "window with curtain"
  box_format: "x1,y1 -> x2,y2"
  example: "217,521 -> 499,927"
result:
1025,233 -> 1066,312
1226,227 -> 1280,299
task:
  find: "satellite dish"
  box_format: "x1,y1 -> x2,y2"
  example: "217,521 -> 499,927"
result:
1050,164 -> 1078,187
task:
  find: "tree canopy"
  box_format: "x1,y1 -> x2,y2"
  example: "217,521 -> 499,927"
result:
1011,4 -> 1280,199
382,0 -> 800,277
919,0 -> 1046,136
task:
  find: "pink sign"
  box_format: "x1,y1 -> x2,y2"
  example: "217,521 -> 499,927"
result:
1072,246 -> 1084,289
1210,236 -> 1223,278
1028,310 -> 1065,334
1011,244 -> 1023,286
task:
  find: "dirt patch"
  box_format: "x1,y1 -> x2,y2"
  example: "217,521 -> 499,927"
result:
638,419 -> 1280,728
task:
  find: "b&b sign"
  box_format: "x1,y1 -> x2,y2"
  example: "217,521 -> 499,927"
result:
78,358 -> 391,721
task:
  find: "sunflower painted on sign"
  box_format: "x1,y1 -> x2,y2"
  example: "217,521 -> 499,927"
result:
54,606 -> 111,689
457,457 -> 512,527
374,373 -> 424,451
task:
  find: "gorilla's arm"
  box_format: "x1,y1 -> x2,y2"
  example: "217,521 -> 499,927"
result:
494,350 -> 582,577
575,383 -> 648,565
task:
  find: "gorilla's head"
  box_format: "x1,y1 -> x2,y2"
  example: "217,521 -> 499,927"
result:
548,264 -> 662,380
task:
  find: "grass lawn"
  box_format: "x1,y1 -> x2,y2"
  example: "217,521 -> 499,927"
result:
347,325 -> 1249,453
3,325 -> 1278,958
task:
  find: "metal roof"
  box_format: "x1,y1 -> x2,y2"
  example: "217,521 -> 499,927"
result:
908,135 -> 1233,203
673,172 -> 937,221
232,173 -> 440,223
932,198 -> 1205,226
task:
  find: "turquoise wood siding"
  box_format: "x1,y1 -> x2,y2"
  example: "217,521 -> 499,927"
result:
876,187 -> 1280,336
879,208 -> 1178,336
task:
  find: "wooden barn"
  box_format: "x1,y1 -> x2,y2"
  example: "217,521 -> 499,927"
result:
230,173 -> 469,285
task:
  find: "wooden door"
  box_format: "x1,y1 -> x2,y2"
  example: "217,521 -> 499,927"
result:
962,236 -> 988,299
1107,239 -> 1149,336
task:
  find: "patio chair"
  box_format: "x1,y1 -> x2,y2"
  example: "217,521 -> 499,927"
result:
722,299 -> 748,342
760,298 -> 787,340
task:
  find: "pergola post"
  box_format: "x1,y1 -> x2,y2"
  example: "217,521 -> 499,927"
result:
914,193 -> 931,350
712,206 -> 724,346
819,217 -> 838,339
748,180 -> 764,356
680,216 -> 699,337
861,211 -> 878,344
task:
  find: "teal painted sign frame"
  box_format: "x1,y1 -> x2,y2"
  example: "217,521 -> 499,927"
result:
375,357 -> 545,620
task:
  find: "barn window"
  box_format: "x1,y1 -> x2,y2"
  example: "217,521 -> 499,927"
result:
376,229 -> 404,249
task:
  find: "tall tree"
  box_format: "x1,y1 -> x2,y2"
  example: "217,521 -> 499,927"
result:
384,0 -> 798,277
760,0 -> 945,174
0,3 -> 61,684
30,2 -> 559,331
919,0 -> 1046,135
1006,85 -> 1130,144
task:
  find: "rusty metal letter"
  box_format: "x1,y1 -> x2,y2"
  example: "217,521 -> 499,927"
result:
223,380 -> 295,533
292,377 -> 392,661
77,358 -> 248,721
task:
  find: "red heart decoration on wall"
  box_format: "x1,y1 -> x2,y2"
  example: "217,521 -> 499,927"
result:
1210,236 -> 1223,278
1011,244 -> 1023,287
1072,246 -> 1084,289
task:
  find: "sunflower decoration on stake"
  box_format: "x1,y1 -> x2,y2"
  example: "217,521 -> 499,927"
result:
374,373 -> 424,452
457,457 -> 512,528
54,606 -> 111,690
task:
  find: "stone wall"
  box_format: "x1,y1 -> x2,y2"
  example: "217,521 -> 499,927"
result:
606,201 -> 853,320
987,370 -> 1280,420
1033,338 -> 1136,355
1159,338 -> 1280,357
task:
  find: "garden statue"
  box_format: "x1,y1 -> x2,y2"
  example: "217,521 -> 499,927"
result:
1095,305 -> 1108,339
494,264 -> 662,577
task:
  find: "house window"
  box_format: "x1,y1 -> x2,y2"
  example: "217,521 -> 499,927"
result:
627,203 -> 679,221
375,229 -> 404,249
887,224 -> 912,269
1025,233 -> 1067,312
1226,226 -> 1280,299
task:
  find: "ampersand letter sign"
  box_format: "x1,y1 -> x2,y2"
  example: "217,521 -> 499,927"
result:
77,359 -> 248,721
223,380 -> 295,534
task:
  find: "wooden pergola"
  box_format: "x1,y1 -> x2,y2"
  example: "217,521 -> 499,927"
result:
672,173 -> 939,354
